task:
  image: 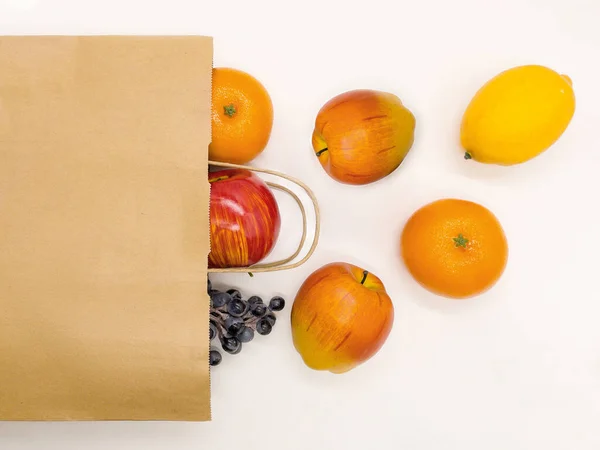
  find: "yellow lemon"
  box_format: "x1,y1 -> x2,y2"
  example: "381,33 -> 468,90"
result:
460,65 -> 576,165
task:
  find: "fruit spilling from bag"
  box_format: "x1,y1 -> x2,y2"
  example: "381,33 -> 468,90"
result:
208,278 -> 286,366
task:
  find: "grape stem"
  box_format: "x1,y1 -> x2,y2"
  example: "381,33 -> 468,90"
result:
211,305 -> 264,334
215,320 -> 227,339
211,311 -> 231,339
243,314 -> 261,329
211,310 -> 227,321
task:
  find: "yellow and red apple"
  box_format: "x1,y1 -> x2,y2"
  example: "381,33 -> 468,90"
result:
208,169 -> 281,268
291,262 -> 394,373
312,89 -> 416,185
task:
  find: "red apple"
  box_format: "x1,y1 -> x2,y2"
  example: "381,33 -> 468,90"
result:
208,169 -> 281,268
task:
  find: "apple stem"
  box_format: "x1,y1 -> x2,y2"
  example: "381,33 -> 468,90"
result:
360,271 -> 368,285
315,148 -> 328,157
464,151 -> 472,160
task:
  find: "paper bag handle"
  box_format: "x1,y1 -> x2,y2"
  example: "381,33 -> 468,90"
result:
206,161 -> 321,274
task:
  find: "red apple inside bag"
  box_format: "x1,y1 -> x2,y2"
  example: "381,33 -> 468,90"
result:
208,169 -> 281,268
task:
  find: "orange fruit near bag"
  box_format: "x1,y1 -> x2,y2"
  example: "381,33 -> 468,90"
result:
400,198 -> 508,299
209,67 -> 274,164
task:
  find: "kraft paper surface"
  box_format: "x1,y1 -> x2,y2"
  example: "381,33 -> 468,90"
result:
0,36 -> 212,421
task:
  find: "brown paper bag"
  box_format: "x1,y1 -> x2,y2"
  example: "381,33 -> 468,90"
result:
0,36 -> 212,421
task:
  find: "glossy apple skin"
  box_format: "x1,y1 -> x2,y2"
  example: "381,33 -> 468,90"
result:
312,89 -> 416,185
291,262 -> 394,374
208,169 -> 281,268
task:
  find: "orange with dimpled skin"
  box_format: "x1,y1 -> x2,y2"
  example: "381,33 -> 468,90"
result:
210,67 -> 274,165
291,262 -> 394,374
401,198 -> 508,299
312,89 -> 416,185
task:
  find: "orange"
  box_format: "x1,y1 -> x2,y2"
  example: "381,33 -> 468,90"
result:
401,198 -> 508,299
209,67 -> 274,164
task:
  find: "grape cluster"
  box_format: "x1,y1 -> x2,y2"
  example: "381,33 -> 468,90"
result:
208,278 -> 286,367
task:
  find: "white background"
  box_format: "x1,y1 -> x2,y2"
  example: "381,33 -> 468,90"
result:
1,0 -> 600,448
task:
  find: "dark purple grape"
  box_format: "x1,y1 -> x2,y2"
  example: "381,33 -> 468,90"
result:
237,326 -> 254,343
250,302 -> 268,317
268,296 -> 285,312
221,336 -> 242,354
210,291 -> 231,308
225,316 -> 244,336
228,298 -> 248,317
209,349 -> 222,366
227,289 -> 242,300
248,296 -> 263,305
264,313 -> 276,327
256,318 -> 273,336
